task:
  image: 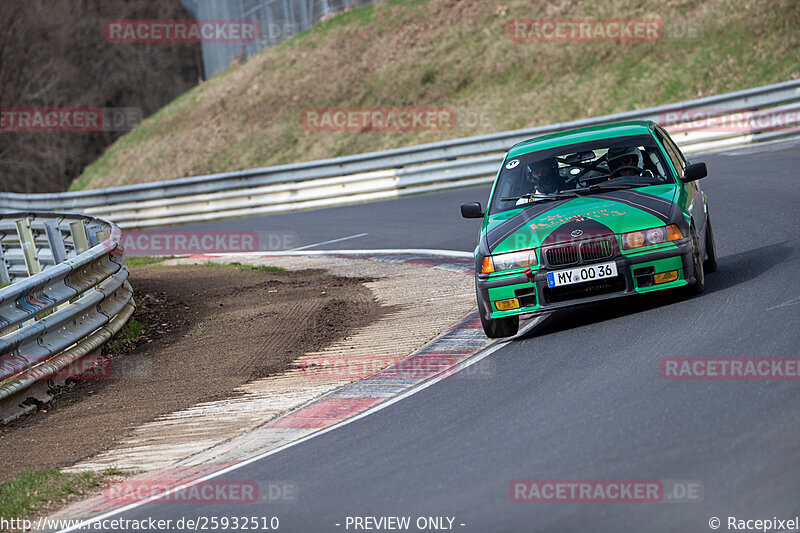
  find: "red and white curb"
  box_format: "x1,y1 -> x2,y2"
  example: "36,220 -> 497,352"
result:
264,311 -> 485,429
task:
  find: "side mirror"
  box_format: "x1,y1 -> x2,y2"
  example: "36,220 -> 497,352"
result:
460,202 -> 484,219
682,162 -> 707,182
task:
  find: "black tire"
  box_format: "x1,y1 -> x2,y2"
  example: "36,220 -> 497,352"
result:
688,225 -> 705,295
479,312 -> 519,338
703,214 -> 718,274
475,282 -> 520,338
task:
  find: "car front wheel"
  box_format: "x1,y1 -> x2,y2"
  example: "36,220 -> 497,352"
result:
703,214 -> 718,273
688,225 -> 705,295
479,310 -> 519,338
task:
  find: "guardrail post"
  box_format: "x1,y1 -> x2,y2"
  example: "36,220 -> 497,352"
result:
15,217 -> 41,277
66,220 -> 93,308
69,220 -> 90,255
0,243 -> 13,335
44,220 -> 71,311
0,245 -> 10,286
44,220 -> 67,265
15,217 -> 45,323
86,223 -> 103,247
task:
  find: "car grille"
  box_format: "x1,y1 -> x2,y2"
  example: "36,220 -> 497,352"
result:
545,238 -> 616,266
580,238 -> 614,261
545,245 -> 579,266
543,276 -> 626,304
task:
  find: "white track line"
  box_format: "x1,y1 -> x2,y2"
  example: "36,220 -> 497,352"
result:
288,233 -> 369,251
196,248 -> 474,259
55,315 -> 546,532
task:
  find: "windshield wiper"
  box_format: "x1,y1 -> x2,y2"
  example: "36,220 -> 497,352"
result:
585,181 -> 658,191
588,182 -> 637,190
500,191 -> 579,202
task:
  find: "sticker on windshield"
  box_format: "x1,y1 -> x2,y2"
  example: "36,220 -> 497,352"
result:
506,159 -> 520,169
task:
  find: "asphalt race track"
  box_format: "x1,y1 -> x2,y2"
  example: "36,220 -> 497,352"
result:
93,139 -> 800,532
176,179 -> 491,253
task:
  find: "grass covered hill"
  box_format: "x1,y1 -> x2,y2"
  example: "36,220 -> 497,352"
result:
71,0 -> 800,191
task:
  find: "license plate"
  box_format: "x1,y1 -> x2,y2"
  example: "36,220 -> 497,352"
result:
547,262 -> 618,288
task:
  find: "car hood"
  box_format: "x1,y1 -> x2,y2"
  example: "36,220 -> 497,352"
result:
485,185 -> 683,254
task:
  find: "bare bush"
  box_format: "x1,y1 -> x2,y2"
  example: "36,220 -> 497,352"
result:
0,0 -> 202,193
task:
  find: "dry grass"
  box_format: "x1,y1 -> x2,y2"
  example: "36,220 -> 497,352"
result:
72,0 -> 800,191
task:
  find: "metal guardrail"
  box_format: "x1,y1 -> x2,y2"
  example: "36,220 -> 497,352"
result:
0,212 -> 134,423
0,80 -> 798,228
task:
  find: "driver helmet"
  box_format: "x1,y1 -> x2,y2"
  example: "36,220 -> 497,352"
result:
526,157 -> 560,194
607,146 -> 643,175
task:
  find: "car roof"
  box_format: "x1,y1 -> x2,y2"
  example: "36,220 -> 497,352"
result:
507,120 -> 657,158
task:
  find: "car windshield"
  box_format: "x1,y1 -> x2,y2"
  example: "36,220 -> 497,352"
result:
489,134 -> 675,214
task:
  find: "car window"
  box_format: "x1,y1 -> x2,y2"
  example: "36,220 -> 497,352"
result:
489,134 -> 674,214
655,126 -> 685,179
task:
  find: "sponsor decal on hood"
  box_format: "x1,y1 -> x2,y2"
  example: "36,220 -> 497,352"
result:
486,187 -> 680,253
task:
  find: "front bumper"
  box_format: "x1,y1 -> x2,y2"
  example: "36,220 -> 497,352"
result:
476,239 -> 694,319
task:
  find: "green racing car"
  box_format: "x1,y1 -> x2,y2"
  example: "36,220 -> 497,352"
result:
461,120 -> 717,338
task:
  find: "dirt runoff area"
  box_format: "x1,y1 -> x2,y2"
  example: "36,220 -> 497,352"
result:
0,262 -> 381,485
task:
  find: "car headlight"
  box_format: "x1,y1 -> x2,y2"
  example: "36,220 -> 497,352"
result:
620,224 -> 683,250
482,250 -> 537,273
